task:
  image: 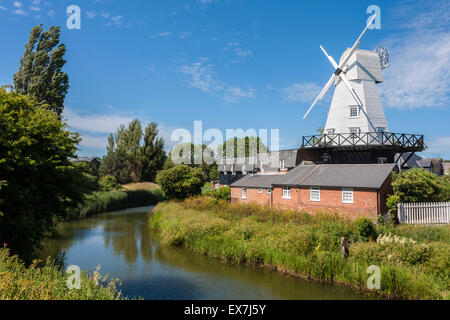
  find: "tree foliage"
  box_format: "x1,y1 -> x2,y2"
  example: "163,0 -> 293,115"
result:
387,168 -> 450,214
99,120 -> 166,184
0,88 -> 89,260
14,25 -> 69,115
156,165 -> 203,200
217,136 -> 268,158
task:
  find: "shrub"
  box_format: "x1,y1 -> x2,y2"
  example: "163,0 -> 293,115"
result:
99,175 -> 122,192
354,217 -> 377,241
156,165 -> 203,200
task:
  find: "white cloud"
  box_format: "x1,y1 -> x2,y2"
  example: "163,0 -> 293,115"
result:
423,136 -> 450,158
0,5 -> 7,11
63,108 -> 133,134
86,11 -> 96,19
79,135 -> 108,149
178,31 -> 191,39
380,0 -> 450,109
14,9 -> 26,15
29,6 -> 40,11
177,59 -> 256,103
13,1 -> 22,8
281,82 -> 322,103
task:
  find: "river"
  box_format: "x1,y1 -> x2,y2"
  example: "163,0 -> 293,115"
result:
40,206 -> 378,300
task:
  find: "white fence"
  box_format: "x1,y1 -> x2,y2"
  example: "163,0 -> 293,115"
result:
398,202 -> 450,225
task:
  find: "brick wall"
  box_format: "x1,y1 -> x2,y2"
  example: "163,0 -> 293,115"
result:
231,187 -> 272,206
231,180 -> 393,220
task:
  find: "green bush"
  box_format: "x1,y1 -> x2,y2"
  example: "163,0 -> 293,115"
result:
99,175 -> 122,192
156,165 -> 203,200
204,186 -> 231,201
354,217 -> 377,241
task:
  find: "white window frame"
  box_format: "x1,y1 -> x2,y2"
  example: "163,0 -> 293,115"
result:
349,106 -> 359,118
267,189 -> 272,195
260,161 -> 264,172
280,159 -> 286,170
342,188 -> 354,204
282,187 -> 291,199
241,188 -> 247,199
258,188 -> 263,194
310,187 -> 320,202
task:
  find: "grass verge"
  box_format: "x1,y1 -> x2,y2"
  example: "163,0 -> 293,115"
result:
68,188 -> 165,220
0,248 -> 122,300
150,197 -> 450,300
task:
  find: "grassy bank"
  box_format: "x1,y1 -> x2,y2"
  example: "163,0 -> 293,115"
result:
150,197 -> 450,300
0,248 -> 122,300
67,188 -> 165,220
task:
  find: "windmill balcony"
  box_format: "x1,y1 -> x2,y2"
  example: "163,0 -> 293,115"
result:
301,132 -> 425,153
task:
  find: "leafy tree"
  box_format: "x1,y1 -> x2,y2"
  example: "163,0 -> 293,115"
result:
14,25 -> 69,115
387,168 -> 450,215
156,165 -> 203,200
99,175 -> 122,192
169,143 -> 216,182
217,136 -> 268,158
117,119 -> 143,182
140,122 -> 166,182
99,133 -> 131,184
0,88 -> 89,260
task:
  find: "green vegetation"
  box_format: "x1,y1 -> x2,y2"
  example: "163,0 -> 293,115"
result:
14,25 -> 69,115
99,175 -> 122,192
151,197 -> 450,299
156,165 -> 203,200
387,169 -> 450,217
202,183 -> 231,201
217,136 -> 268,158
67,188 -> 165,220
0,248 -> 122,300
0,88 -> 94,260
99,119 -> 166,184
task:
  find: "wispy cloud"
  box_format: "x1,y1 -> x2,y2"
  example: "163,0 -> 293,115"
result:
380,0 -> 450,109
64,108 -> 133,134
177,59 -> 256,103
225,41 -> 253,62
423,136 -> 450,158
281,82 -> 322,103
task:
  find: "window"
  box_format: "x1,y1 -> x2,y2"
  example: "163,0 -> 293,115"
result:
258,188 -> 263,194
349,127 -> 360,138
342,188 -> 354,204
241,188 -> 247,199
378,157 -> 387,164
310,187 -> 320,202
282,187 -> 291,199
231,164 -> 234,173
322,153 -> 330,162
260,161 -> 264,172
349,106 -> 359,118
267,189 -> 272,195
215,183 -> 221,189
280,159 -> 286,170
327,129 -> 335,136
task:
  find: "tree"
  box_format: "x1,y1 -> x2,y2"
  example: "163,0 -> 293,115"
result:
169,143 -> 216,182
99,133 -> 131,184
118,119 -> 143,182
0,88 -> 89,260
14,25 -> 69,115
156,165 -> 203,200
217,136 -> 268,158
140,122 -> 166,182
387,168 -> 450,215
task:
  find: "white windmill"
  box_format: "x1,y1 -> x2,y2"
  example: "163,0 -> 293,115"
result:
303,15 -> 390,138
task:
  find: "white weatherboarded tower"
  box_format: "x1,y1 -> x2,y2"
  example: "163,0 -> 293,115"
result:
303,15 -> 389,136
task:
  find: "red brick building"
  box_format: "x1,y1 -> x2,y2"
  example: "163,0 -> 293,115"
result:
231,164 -> 395,219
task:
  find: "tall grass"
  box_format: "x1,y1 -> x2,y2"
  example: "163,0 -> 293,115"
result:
150,197 -> 450,300
68,188 -> 165,220
0,248 -> 122,300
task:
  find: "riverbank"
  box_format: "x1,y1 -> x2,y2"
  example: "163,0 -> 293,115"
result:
67,187 -> 165,220
150,197 -> 450,300
0,248 -> 122,300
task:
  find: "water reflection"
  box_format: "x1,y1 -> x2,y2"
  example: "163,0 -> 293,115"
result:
40,206 -> 378,300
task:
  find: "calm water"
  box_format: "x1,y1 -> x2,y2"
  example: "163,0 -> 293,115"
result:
40,206 -> 377,300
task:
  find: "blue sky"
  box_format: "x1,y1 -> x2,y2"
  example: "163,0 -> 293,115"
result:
1,0 -> 449,159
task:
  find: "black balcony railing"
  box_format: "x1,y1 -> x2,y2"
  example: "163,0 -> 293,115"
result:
302,132 -> 425,151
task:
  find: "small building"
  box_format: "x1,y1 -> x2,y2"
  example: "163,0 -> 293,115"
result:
396,153 -> 443,176
231,163 -> 395,219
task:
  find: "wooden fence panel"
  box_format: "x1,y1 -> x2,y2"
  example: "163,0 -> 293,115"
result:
398,202 -> 450,225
